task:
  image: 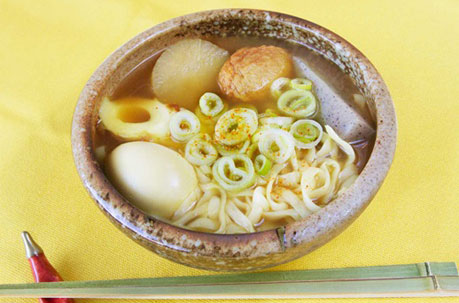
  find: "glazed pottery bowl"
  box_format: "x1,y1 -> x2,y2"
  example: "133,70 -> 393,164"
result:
71,9 -> 396,271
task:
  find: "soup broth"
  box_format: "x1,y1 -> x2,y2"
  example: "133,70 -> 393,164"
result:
95,36 -> 375,233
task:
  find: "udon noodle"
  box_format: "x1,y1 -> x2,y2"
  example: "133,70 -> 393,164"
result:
171,121 -> 358,233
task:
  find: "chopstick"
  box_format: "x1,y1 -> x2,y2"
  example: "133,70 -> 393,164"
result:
0,262 -> 458,299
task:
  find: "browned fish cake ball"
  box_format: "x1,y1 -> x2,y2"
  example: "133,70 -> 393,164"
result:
218,45 -> 293,103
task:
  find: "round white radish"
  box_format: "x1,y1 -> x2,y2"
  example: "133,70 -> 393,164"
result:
152,39 -> 229,109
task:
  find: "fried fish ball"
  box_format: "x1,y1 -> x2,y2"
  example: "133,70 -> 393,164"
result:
218,45 -> 293,103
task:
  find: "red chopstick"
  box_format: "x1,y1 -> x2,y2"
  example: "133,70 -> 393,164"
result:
21,231 -> 74,303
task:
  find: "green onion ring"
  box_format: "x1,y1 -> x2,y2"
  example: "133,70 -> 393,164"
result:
258,108 -> 278,118
215,140 -> 250,156
169,110 -> 200,142
214,108 -> 258,146
258,128 -> 295,164
290,78 -> 312,91
255,154 -> 272,176
185,134 -> 218,165
290,119 -> 323,149
270,77 -> 291,98
212,154 -> 255,192
195,102 -> 228,124
277,89 -> 317,118
199,92 -> 224,117
246,142 -> 259,159
259,116 -> 294,129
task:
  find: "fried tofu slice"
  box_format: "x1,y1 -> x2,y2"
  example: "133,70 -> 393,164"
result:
218,46 -> 293,103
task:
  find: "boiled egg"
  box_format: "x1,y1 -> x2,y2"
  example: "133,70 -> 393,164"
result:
106,141 -> 198,218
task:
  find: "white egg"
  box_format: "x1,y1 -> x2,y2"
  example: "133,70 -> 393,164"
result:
106,141 -> 198,218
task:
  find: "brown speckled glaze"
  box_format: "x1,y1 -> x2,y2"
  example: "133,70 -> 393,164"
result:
71,9 -> 397,271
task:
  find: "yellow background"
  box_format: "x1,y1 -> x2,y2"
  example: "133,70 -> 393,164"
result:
0,0 -> 458,302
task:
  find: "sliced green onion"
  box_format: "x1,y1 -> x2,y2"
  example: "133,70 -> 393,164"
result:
169,110 -> 200,142
214,108 -> 258,146
251,125 -> 270,144
252,120 -> 291,145
215,140 -> 250,156
290,119 -> 323,149
255,154 -> 272,176
277,89 -> 317,118
195,102 -> 228,124
290,78 -> 312,91
270,77 -> 291,98
258,128 -> 295,164
185,134 -> 218,166
259,116 -> 294,129
246,142 -> 259,159
199,92 -> 224,117
232,103 -> 258,115
258,109 -> 278,118
265,109 -> 278,117
212,154 -> 255,192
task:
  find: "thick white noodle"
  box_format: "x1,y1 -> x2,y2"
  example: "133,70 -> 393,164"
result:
304,147 -> 316,164
226,222 -> 246,234
264,209 -> 302,221
320,159 -> 341,203
338,175 -> 358,195
290,148 -> 299,171
325,125 -> 356,165
172,187 -> 202,221
226,201 -> 255,233
173,204 -> 207,226
266,164 -> 289,211
248,187 -> 269,224
277,171 -> 301,188
279,189 -> 311,218
188,217 -> 218,231
207,196 -> 220,219
316,133 -> 338,161
301,167 -> 331,200
232,197 -> 249,212
174,118 -> 359,234
196,165 -> 212,183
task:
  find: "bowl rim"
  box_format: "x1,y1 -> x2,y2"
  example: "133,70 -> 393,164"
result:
71,8 -> 397,266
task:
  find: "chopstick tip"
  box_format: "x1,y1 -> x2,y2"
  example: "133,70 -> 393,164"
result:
21,231 -> 43,259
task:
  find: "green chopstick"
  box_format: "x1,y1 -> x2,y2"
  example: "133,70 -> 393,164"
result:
0,262 -> 458,299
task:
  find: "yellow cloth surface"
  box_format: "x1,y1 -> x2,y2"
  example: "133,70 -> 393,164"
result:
0,0 -> 458,302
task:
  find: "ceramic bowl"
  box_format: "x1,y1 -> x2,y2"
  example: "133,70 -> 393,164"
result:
72,9 -> 396,271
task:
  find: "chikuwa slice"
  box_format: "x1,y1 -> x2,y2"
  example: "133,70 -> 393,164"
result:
99,97 -> 177,141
